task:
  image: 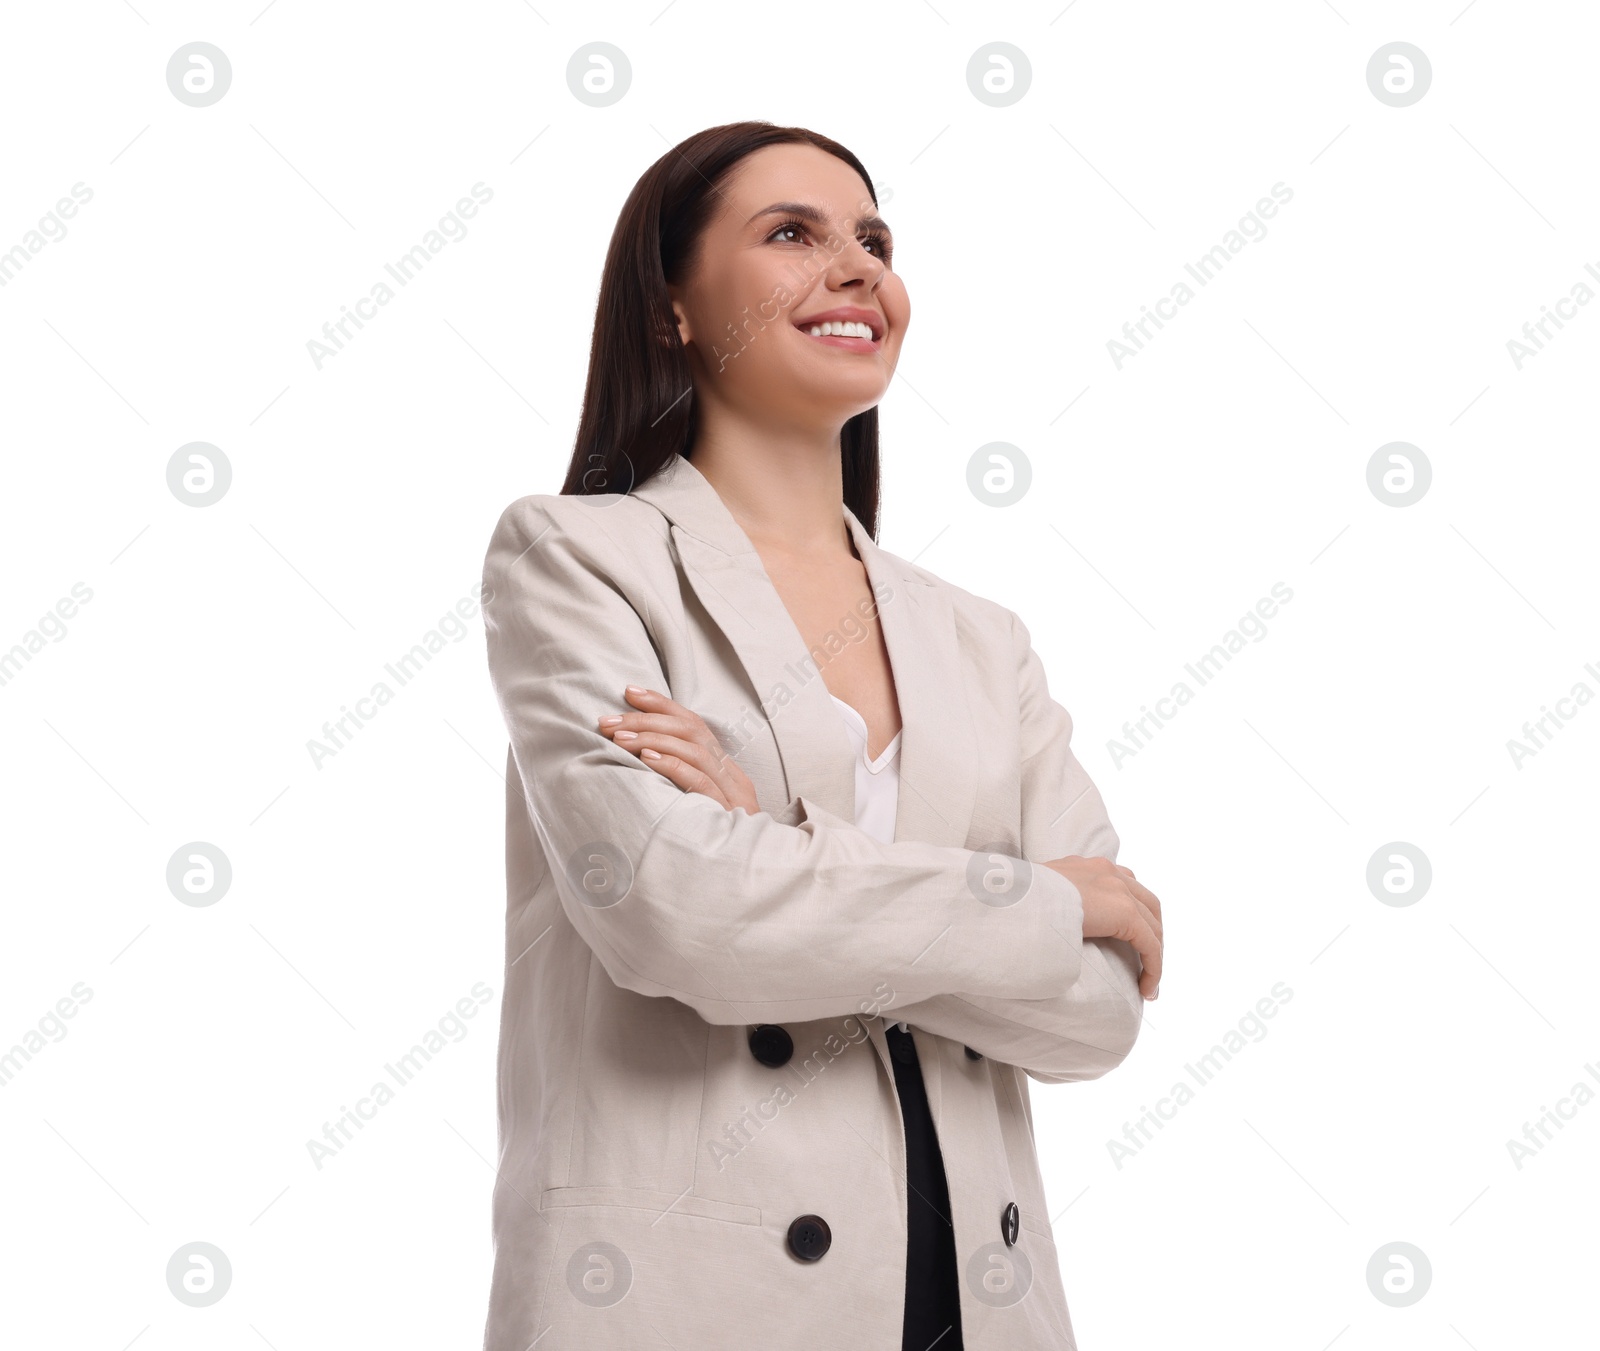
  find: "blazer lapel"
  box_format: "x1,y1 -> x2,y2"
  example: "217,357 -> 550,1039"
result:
629,454 -> 978,851
851,517 -> 979,851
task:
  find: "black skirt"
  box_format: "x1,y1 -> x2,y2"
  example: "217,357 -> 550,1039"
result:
885,1022 -> 964,1349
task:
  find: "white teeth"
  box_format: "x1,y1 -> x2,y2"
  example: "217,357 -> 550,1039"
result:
806,320 -> 873,340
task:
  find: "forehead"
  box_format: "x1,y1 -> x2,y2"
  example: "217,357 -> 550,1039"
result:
717,143 -> 876,226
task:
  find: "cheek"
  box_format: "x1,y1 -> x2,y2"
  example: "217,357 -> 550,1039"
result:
709,272 -> 809,360
691,260 -> 776,336
882,278 -> 911,333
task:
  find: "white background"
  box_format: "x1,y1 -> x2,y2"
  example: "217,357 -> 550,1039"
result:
2,1 -> 1595,1346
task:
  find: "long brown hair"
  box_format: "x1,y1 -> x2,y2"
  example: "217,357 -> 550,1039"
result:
558,121 -> 884,539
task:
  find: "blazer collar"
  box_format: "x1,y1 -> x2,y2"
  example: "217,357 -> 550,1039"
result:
630,453 -> 978,849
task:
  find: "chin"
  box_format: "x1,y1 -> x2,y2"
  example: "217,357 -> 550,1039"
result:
791,394 -> 887,426
788,371 -> 890,408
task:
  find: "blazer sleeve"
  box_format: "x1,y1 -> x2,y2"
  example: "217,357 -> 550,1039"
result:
482,495 -> 1088,1027
882,610 -> 1145,1083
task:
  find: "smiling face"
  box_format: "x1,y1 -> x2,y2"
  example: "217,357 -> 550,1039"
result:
667,142 -> 910,433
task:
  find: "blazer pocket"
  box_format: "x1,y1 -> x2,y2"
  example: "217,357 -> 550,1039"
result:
539,1185 -> 761,1227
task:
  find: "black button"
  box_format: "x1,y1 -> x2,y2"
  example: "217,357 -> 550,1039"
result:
964,1045 -> 983,1061
1001,1201 -> 1020,1246
786,1213 -> 832,1261
748,1024 -> 793,1067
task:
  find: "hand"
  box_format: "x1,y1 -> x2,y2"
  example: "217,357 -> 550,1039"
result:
598,685 -> 760,814
1043,855 -> 1164,1001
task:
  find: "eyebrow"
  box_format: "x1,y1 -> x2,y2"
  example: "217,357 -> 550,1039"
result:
748,201 -> 893,239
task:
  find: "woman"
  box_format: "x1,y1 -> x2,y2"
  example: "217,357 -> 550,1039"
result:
480,121 -> 1163,1351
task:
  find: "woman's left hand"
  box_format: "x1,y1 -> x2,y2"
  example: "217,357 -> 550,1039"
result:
598,685 -> 759,814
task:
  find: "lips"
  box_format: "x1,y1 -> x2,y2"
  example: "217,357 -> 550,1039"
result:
792,308 -> 885,342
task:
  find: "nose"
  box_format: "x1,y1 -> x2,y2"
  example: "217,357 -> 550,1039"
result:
825,233 -> 886,290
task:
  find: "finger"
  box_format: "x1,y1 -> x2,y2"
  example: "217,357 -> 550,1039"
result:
614,720 -> 748,797
600,711 -> 703,739
1126,877 -> 1162,932
614,691 -> 753,784
611,731 -> 734,802
606,697 -> 730,771
606,727 -> 701,761
637,748 -> 730,807
623,686 -> 695,719
623,736 -> 732,807
1121,880 -> 1162,945
1129,911 -> 1163,999
1133,894 -> 1162,951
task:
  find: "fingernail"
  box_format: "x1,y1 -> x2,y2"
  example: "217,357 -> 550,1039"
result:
598,715 -> 622,726
615,729 -> 637,740
625,684 -> 647,696
641,747 -> 661,759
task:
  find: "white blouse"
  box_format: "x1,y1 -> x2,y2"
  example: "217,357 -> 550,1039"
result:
830,693 -> 909,1032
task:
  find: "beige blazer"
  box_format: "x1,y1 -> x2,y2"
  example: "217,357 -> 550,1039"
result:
479,451 -> 1143,1350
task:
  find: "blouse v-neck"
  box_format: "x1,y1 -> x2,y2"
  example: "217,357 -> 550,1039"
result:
829,693 -> 903,773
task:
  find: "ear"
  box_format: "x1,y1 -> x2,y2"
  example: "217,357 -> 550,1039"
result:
664,288 -> 691,348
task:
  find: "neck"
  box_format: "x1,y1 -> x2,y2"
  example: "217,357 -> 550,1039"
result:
686,406 -> 853,560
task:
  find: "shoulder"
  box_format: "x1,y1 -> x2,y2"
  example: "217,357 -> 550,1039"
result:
481,491 -> 682,651
487,488 -> 669,544
485,490 -> 673,582
871,539 -> 1023,652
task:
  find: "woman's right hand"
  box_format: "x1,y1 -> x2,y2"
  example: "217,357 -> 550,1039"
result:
1043,855 -> 1163,1001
